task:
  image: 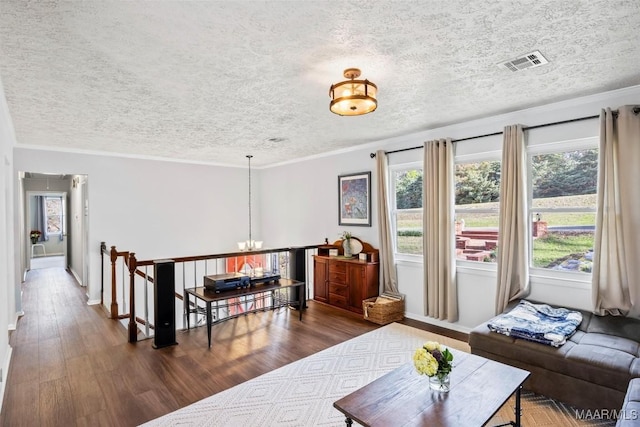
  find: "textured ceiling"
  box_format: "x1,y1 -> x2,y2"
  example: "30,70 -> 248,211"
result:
1,1 -> 639,167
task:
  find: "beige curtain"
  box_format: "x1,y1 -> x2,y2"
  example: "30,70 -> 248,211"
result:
495,125 -> 529,314
375,150 -> 399,294
592,106 -> 640,315
423,139 -> 457,321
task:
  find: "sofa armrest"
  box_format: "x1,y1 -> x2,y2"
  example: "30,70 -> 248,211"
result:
617,379 -> 640,426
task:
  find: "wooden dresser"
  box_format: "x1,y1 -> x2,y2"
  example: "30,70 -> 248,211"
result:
313,238 -> 379,314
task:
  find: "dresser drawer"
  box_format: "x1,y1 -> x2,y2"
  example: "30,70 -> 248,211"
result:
329,262 -> 346,274
329,271 -> 346,283
329,293 -> 348,309
329,283 -> 348,298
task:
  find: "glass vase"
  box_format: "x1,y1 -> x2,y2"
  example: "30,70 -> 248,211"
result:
343,239 -> 352,257
429,373 -> 450,392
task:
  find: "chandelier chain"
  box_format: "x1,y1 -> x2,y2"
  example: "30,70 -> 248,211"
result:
247,155 -> 253,245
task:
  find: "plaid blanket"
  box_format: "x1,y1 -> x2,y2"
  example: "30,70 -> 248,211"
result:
488,300 -> 582,347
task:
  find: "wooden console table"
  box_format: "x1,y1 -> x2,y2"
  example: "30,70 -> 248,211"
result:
185,278 -> 305,348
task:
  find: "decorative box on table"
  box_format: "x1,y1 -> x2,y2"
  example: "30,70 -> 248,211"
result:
363,293 -> 405,325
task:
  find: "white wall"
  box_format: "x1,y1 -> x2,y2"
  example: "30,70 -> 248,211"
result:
258,150 -> 379,248
13,150 -> 257,304
261,85 -> 640,332
0,77 -> 16,412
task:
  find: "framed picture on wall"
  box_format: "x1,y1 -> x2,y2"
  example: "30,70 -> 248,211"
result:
338,171 -> 371,226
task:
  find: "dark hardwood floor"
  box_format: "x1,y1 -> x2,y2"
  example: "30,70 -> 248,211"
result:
2,266 -> 398,426
4,264 -> 603,427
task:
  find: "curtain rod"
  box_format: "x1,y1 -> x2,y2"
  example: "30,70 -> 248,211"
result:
369,109 -> 637,158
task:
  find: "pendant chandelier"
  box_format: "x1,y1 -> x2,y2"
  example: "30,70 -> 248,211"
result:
237,154 -> 262,251
247,154 -> 254,249
329,68 -> 377,116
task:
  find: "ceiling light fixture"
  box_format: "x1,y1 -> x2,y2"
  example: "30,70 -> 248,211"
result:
329,68 -> 377,116
239,154 -> 262,251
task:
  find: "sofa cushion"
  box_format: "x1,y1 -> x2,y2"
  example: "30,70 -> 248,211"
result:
586,314 -> 640,343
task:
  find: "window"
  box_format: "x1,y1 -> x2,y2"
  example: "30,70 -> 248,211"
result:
391,166 -> 423,255
529,147 -> 597,273
455,160 -> 501,263
45,196 -> 64,236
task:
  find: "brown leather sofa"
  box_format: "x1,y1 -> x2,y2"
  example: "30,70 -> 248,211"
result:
469,300 -> 640,411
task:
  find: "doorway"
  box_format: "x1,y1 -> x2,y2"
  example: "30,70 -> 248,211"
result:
27,192 -> 67,268
22,173 -> 89,286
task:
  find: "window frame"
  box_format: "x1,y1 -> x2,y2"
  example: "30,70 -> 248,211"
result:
527,136 -> 598,276
45,195 -> 65,237
389,161 -> 424,261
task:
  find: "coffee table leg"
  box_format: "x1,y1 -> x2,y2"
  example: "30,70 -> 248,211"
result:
344,417 -> 353,426
514,385 -> 522,427
492,385 -> 523,427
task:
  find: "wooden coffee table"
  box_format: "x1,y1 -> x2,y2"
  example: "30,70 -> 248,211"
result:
333,350 -> 530,426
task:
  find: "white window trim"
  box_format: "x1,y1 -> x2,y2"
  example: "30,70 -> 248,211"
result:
527,136 -> 598,155
532,207 -> 596,214
456,259 -> 498,275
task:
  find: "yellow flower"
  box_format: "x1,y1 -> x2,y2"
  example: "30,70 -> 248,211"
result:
413,348 -> 438,376
424,341 -> 439,352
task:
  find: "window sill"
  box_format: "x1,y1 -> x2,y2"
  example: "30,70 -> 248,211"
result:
396,253 -> 422,266
456,260 -> 497,276
529,267 -> 591,289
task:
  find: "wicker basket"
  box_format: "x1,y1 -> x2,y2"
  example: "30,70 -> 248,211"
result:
363,296 -> 405,325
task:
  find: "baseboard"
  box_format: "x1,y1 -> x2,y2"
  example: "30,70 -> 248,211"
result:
86,298 -> 100,306
0,345 -> 13,415
7,311 -> 23,331
68,267 -> 83,287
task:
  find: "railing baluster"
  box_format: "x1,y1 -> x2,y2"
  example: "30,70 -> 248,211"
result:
182,262 -> 187,329
121,255 -> 127,313
144,265 -> 149,338
101,242 -> 106,307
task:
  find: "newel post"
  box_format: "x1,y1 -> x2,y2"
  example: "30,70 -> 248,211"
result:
110,246 -> 119,318
128,252 -> 138,343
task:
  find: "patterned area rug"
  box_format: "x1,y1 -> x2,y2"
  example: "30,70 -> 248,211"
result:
141,323 -> 617,427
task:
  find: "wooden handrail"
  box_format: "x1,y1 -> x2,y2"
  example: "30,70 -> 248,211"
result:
133,244 -> 321,266
136,316 -> 155,330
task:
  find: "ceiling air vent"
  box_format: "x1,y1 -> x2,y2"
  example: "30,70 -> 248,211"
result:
499,51 -> 549,72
